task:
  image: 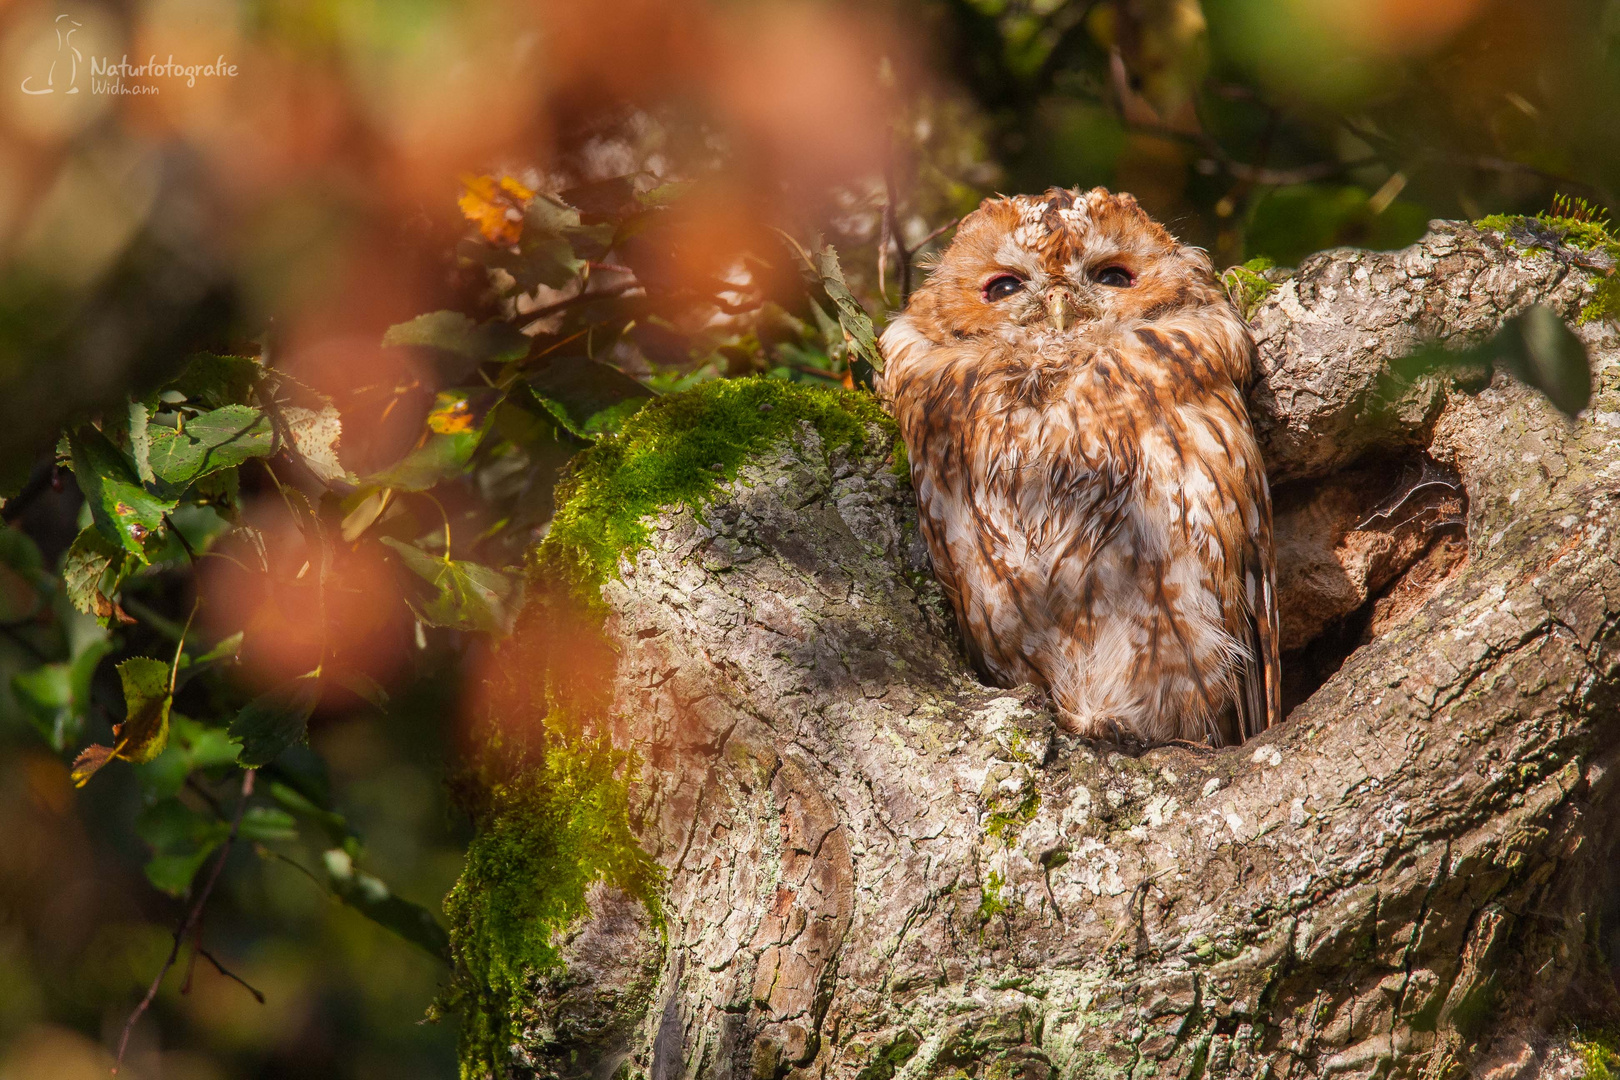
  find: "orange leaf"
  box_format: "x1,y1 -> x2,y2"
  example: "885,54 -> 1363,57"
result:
458,173 -> 535,246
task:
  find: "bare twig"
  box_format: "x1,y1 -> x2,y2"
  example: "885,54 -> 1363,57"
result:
194,948 -> 266,1004
114,769 -> 258,1073
162,515 -> 199,563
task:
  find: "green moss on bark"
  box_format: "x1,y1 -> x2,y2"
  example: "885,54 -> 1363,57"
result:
444,726 -> 662,1080
533,375 -> 897,607
1475,206 -> 1620,324
446,376 -> 897,1077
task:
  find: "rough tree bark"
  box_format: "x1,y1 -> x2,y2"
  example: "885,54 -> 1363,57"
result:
504,221 -> 1620,1080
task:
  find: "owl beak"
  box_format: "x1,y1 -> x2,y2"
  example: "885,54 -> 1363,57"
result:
1046,289 -> 1073,333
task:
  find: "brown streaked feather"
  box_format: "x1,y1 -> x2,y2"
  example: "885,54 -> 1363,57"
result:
878,186 -> 1280,745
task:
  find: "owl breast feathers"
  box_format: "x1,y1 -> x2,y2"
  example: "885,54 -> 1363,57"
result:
877,186 -> 1280,746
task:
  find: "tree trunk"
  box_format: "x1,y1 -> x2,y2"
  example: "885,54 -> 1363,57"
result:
495,221 -> 1620,1080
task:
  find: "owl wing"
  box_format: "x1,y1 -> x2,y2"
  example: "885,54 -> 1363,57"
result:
1234,511 -> 1281,741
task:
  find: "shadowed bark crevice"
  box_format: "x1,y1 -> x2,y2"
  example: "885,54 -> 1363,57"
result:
482,220 -> 1620,1080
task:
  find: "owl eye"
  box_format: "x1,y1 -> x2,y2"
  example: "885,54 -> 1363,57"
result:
1094,265 -> 1134,288
981,274 -> 1025,301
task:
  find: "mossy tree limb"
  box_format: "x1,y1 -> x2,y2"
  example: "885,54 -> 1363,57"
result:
458,220 -> 1620,1080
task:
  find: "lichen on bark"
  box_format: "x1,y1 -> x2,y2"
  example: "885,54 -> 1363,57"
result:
450,220 -> 1620,1080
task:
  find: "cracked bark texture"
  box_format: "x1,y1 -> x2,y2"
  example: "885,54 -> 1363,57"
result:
507,221 -> 1620,1080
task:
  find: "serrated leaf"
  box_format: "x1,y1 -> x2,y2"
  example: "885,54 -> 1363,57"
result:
284,404 -> 352,486
67,426 -> 176,558
381,538 -> 516,633
71,656 -> 174,786
230,673 -> 322,767
382,312 -> 528,366
166,353 -> 263,409
115,657 -> 173,763
323,848 -> 450,962
526,357 -> 655,440
147,405 -> 273,489
62,526 -> 133,620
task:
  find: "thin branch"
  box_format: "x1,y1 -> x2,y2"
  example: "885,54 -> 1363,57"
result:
114,769 -> 258,1074
162,515 -> 198,564
194,948 -> 266,1004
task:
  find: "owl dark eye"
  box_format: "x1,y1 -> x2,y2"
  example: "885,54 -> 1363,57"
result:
982,274 -> 1025,301
1094,265 -> 1134,288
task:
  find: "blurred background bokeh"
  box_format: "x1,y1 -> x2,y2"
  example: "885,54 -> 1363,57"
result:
1,0 -> 1616,1076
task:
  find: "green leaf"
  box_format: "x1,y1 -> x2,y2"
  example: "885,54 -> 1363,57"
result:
1493,305 -> 1592,417
13,664 -> 71,748
71,656 -> 174,786
165,353 -> 263,409
382,312 -> 528,366
0,526 -> 46,623
115,657 -> 173,763
815,245 -> 883,373
13,625 -> 112,751
635,180 -> 693,209
267,779 -> 352,848
146,405 -> 274,488
144,849 -> 219,896
128,400 -> 154,483
230,673 -> 322,767
322,848 -> 451,963
134,715 -> 244,802
365,431 -> 483,492
62,526 -> 133,618
68,425 -> 177,558
526,357 -> 655,439
239,805 -> 299,843
1392,304 -> 1592,419
481,195 -> 612,291
380,538 -> 516,633
192,631 -> 244,667
137,797 -> 228,896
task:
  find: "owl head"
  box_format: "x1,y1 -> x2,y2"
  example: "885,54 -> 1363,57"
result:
895,187 -> 1227,344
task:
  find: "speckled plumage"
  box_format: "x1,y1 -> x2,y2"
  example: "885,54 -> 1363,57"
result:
877,187 -> 1280,745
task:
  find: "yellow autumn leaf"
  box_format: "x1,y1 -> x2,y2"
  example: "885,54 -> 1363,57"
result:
458,173 -> 535,246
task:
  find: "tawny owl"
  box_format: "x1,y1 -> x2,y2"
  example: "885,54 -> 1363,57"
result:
877,187 -> 1280,746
